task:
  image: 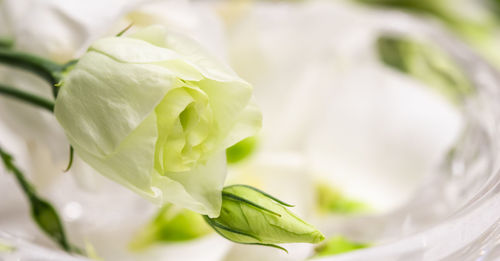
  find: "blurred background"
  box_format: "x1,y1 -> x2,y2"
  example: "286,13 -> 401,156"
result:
1,0 -> 500,260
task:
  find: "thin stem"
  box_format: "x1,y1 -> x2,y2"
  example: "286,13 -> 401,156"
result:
116,23 -> 134,37
0,146 -> 73,252
0,83 -> 54,111
0,48 -> 64,97
224,184 -> 294,207
0,147 -> 36,198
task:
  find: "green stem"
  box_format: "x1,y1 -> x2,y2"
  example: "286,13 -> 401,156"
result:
0,147 -> 36,197
0,83 -> 54,111
0,49 -> 64,97
0,146 -> 73,252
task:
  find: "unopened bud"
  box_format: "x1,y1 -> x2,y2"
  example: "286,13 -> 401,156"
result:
204,185 -> 324,251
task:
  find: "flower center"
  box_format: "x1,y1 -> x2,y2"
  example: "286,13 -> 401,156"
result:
154,84 -> 215,173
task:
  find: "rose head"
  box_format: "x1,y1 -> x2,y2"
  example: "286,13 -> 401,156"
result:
54,25 -> 261,217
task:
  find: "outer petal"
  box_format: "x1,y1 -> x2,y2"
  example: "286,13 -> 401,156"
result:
86,26 -> 258,153
71,110 -> 226,216
90,37 -> 182,64
55,51 -> 176,157
97,25 -> 241,82
159,28 -> 240,82
153,152 -> 227,218
69,113 -> 158,201
197,79 -> 254,145
223,99 -> 262,148
90,37 -> 204,81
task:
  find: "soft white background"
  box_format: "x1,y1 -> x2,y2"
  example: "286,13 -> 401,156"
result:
0,0 -> 478,260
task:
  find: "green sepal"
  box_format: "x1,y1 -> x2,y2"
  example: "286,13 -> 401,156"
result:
203,215 -> 287,253
225,184 -> 294,207
63,146 -> 74,172
203,215 -> 261,241
222,191 -> 282,217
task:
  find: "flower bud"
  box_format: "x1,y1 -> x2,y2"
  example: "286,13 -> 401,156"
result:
204,185 -> 324,250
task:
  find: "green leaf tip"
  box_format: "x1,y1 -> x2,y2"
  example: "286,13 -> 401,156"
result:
63,146 -> 74,172
204,184 -> 324,250
116,23 -> 134,37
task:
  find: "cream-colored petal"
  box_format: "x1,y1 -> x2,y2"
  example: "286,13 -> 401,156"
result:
160,28 -> 240,82
55,51 -> 177,157
90,36 -> 181,64
128,25 -> 241,82
196,79 -> 254,145
153,152 -> 227,217
154,87 -> 195,173
70,113 -> 158,199
92,36 -> 205,81
223,99 -> 262,148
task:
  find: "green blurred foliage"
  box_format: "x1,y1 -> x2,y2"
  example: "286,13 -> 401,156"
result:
316,183 -> 369,215
226,136 -> 258,164
129,204 -> 212,251
313,236 -> 369,257
0,37 -> 13,49
356,0 -> 500,68
377,35 -> 473,104
0,241 -> 14,253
